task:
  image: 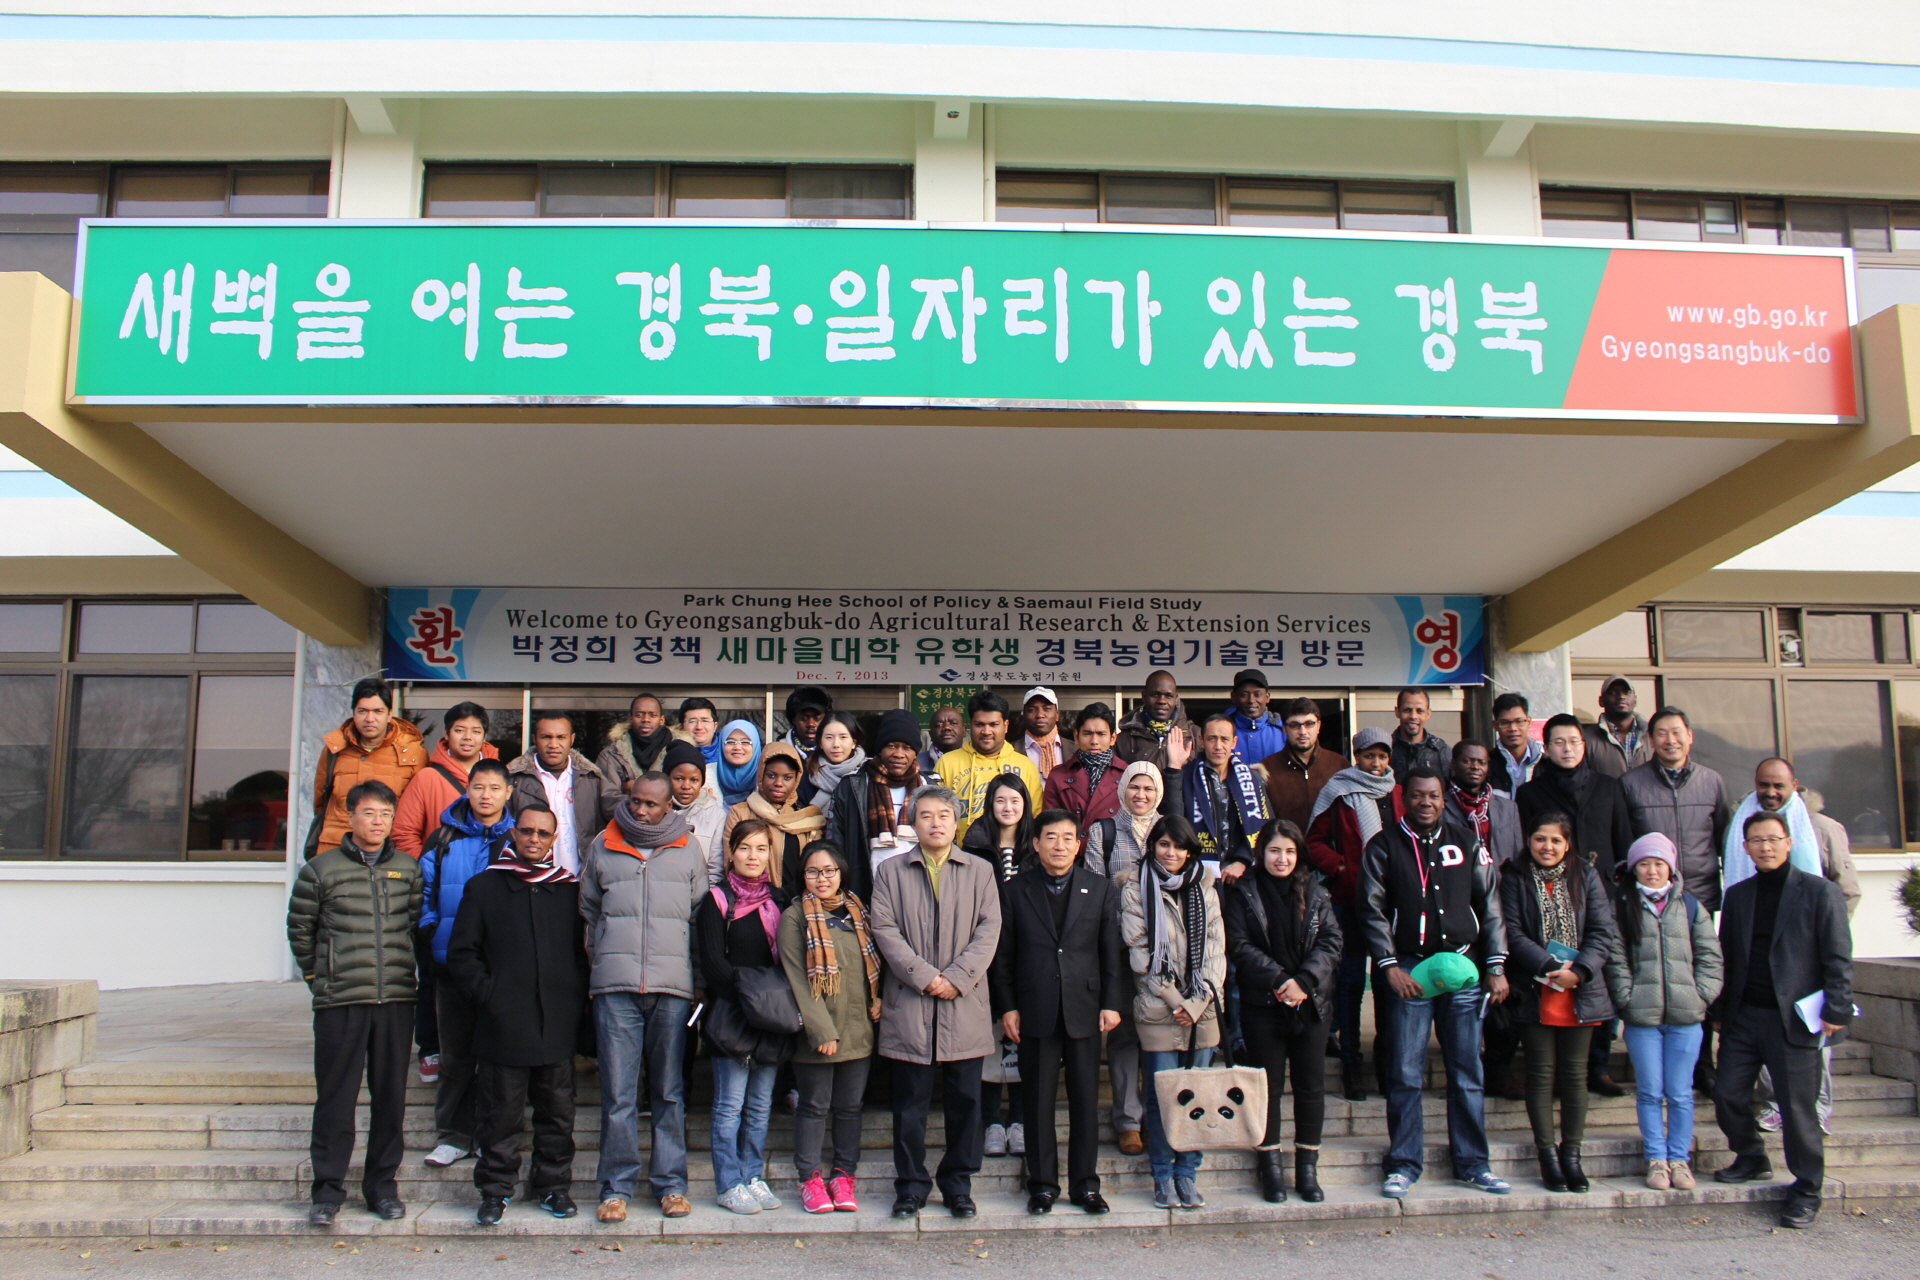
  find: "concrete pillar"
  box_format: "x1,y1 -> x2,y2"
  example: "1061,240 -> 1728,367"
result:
282,591 -> 386,975
335,100 -> 421,219
1456,121 -> 1540,238
1485,596 -> 1572,721
914,101 -> 988,222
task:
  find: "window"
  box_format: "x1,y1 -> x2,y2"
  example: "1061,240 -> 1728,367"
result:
1569,610 -> 1651,662
63,675 -> 191,858
998,171 -> 1455,232
423,164 -> 912,220
110,165 -> 328,219
1544,186 -> 1920,256
1659,678 -> 1778,785
0,163 -> 326,292
189,675 -> 291,855
0,675 -> 56,853
1658,609 -> 1767,662
1789,680 -> 1899,848
1804,612 -> 1877,663
0,596 -> 294,859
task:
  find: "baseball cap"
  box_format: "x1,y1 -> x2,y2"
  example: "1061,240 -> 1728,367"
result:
1232,668 -> 1268,690
1022,686 -> 1059,707
1602,675 -> 1635,694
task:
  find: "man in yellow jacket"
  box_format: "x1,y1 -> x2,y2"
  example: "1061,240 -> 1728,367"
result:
936,690 -> 1043,845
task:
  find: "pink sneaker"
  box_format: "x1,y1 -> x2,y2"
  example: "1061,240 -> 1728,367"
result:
829,1174 -> 858,1212
799,1174 -> 835,1215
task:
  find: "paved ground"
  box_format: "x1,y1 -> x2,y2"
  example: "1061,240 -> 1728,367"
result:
2,1203 -> 1915,1280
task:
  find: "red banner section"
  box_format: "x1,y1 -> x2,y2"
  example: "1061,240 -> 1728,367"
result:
1562,248 -> 1856,420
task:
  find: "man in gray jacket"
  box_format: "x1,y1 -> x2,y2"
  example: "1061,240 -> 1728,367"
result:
870,784 -> 1002,1220
578,773 -> 706,1222
1621,708 -> 1732,913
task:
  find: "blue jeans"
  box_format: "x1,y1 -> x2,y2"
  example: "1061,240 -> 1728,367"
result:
1141,1047 -> 1211,1181
593,992 -> 690,1200
1624,1022 -> 1703,1162
709,1055 -> 777,1194
1379,982 -> 1489,1181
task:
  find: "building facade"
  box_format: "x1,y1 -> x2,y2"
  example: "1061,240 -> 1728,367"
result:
4,4 -> 1920,985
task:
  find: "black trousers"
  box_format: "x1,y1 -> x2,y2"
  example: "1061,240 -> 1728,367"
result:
1715,1003 -> 1826,1195
793,1056 -> 871,1179
1241,1003 -> 1329,1148
889,1055 -> 984,1202
1018,1030 -> 1101,1199
413,933 -> 439,1057
1588,1017 -> 1619,1079
433,976 -> 480,1148
1520,1022 -> 1593,1147
310,1001 -> 412,1207
1482,1004 -> 1519,1083
473,1056 -> 576,1200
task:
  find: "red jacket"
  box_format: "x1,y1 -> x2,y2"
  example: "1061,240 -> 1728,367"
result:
392,738 -> 499,857
1306,786 -> 1403,910
1043,755 -> 1124,828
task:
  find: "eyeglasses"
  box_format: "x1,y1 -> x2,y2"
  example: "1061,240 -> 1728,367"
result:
1745,834 -> 1789,847
803,867 -> 840,879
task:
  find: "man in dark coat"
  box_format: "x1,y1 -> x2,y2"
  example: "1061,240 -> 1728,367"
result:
1709,809 -> 1854,1230
445,802 -> 590,1226
988,809 -> 1125,1216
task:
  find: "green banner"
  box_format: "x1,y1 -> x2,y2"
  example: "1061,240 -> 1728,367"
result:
69,220 -> 1858,422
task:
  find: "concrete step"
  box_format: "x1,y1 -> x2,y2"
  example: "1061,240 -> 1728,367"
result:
29,1072 -> 1914,1152
6,1113 -> 1918,1200
4,1165 -> 1920,1240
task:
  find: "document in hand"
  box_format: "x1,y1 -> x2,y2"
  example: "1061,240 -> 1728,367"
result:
1794,990 -> 1861,1036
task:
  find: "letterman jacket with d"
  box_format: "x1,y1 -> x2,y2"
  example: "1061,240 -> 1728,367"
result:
1357,815 -> 1507,977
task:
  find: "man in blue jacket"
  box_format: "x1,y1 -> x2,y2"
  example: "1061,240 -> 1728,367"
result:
418,758 -> 517,1168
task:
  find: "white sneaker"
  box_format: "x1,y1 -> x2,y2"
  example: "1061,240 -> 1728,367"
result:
984,1124 -> 1007,1157
717,1184 -> 762,1215
1757,1104 -> 1783,1134
1007,1122 -> 1025,1156
747,1177 -> 781,1210
1818,1106 -> 1833,1135
424,1143 -> 470,1167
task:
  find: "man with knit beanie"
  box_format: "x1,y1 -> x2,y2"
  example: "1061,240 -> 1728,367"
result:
822,708 -> 933,904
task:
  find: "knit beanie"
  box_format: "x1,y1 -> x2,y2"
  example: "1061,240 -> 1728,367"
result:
874,709 -> 924,753
1626,831 -> 1677,872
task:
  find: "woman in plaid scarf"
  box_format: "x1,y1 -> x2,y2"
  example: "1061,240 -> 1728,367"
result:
777,839 -> 882,1215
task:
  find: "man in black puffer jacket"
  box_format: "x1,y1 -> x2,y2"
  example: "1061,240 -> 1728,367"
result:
287,780 -> 423,1228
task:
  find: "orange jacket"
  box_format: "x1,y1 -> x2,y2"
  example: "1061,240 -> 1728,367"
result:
392,737 -> 500,857
311,716 -> 426,852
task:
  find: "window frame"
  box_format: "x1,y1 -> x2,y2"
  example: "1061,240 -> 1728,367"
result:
993,169 -> 1457,232
1543,184 -> 1920,262
0,597 -> 296,861
421,161 -> 915,221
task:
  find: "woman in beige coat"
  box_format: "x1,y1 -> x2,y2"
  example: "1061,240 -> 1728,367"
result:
1119,814 -> 1227,1212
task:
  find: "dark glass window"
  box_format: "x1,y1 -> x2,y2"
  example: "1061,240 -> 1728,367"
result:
789,167 -> 909,220
1804,612 -> 1878,663
63,675 -> 190,857
1342,184 -> 1450,233
670,168 -> 786,218
1541,190 -> 1629,239
1659,610 -> 1767,662
189,675 -> 291,855
424,167 -> 538,218
995,171 -> 1099,223
1790,680 -> 1899,848
1104,175 -> 1217,225
540,166 -> 657,218
1660,678 -> 1778,785
0,675 -> 56,853
1228,182 -> 1338,229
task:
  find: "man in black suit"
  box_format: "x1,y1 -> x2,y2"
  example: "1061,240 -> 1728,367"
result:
1711,809 -> 1854,1229
989,808 -> 1126,1216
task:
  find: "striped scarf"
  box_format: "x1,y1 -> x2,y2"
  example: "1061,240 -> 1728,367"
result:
488,845 -> 577,884
802,890 -> 880,1000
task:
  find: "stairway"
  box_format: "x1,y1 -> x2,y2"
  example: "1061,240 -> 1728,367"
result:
5,1037 -> 1920,1238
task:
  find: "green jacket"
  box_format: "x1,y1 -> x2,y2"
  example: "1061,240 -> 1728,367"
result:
1604,887 -> 1723,1028
287,841 -> 424,1009
777,902 -> 876,1064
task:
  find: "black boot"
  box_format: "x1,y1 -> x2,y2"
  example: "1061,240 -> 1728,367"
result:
1559,1142 -> 1589,1193
1342,1060 -> 1367,1102
1256,1149 -> 1287,1203
1537,1144 -> 1568,1193
1294,1150 -> 1324,1203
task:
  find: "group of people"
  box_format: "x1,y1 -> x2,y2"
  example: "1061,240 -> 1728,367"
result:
287,669 -> 1856,1232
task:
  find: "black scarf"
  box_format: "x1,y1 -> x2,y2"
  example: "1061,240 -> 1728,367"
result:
1532,756 -> 1593,815
629,724 -> 674,771
1254,863 -> 1307,971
